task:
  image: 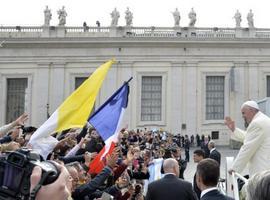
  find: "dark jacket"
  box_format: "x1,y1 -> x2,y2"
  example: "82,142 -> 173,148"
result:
0,135 -> 12,144
201,142 -> 210,158
193,174 -> 201,199
59,155 -> 85,164
177,158 -> 187,179
201,189 -> 234,200
146,174 -> 198,200
209,149 -> 221,165
72,166 -> 118,200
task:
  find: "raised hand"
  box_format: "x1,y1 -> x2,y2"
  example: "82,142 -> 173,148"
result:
10,127 -> 20,140
84,152 -> 97,166
224,116 -> 235,132
106,153 -> 118,169
15,113 -> 28,126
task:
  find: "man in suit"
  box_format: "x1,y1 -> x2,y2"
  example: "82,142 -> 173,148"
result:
225,100 -> 270,176
200,137 -> 210,158
196,158 -> 234,200
171,147 -> 187,179
146,158 -> 197,200
193,149 -> 205,199
208,140 -> 221,165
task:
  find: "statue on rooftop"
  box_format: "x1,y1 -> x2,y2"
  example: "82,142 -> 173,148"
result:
172,8 -> 180,26
234,9 -> 241,28
188,8 -> 196,27
57,6 -> 67,26
125,7 -> 133,26
247,9 -> 254,28
44,6 -> 52,26
111,8 -> 120,27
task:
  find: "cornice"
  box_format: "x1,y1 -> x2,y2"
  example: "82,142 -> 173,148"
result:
2,37 -> 270,49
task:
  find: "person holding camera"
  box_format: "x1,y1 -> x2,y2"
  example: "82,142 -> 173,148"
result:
30,163 -> 71,200
171,147 -> 187,179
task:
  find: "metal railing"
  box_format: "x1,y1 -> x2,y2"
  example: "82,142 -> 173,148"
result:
223,157 -> 248,200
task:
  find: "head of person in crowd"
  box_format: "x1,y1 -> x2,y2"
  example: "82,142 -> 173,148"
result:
65,164 -> 79,192
193,149 -> 205,163
196,158 -> 220,191
163,158 -> 179,177
69,161 -> 87,184
208,140 -> 215,151
89,128 -> 99,139
171,147 -> 181,159
241,100 -> 259,127
246,170 -> 270,200
204,136 -> 209,144
115,170 -> 131,189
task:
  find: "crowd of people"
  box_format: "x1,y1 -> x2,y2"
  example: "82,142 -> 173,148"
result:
0,100 -> 270,200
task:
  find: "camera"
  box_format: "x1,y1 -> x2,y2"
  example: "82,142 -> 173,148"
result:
134,184 -> 142,194
101,192 -> 114,200
131,184 -> 142,200
20,126 -> 37,134
0,148 -> 59,200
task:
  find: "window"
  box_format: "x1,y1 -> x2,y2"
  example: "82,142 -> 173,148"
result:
75,77 -> 95,116
141,76 -> 162,121
6,78 -> 28,123
211,131 -> 219,140
206,76 -> 224,120
75,77 -> 88,89
267,76 -> 270,97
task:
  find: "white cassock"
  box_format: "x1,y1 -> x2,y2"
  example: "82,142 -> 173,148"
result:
231,111 -> 270,176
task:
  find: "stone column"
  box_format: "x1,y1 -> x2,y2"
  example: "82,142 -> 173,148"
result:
232,61 -> 247,125
173,26 -> 181,37
56,26 -> 66,37
116,61 -> 133,127
32,62 -> 50,126
188,27 -> 196,37
235,27 -> 242,38
184,62 -> 198,136
109,26 -> 117,37
42,26 -> 50,37
248,27 -> 256,38
49,62 -> 66,111
170,62 -> 183,134
248,61 -> 259,99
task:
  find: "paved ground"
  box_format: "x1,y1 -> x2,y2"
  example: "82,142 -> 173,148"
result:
183,146 -> 240,183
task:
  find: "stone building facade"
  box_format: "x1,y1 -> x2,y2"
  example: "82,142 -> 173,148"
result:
1,25 -> 270,144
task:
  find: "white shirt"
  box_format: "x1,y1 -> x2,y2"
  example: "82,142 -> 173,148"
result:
210,148 -> 216,154
200,187 -> 218,198
164,173 -> 176,176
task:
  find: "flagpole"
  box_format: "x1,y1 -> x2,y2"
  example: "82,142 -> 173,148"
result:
125,77 -> 133,84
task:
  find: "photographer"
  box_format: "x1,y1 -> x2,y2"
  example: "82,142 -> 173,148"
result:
171,147 -> 187,179
161,147 -> 187,180
30,164 -> 71,200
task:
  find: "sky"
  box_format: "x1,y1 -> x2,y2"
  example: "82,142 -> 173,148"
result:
0,0 -> 270,28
